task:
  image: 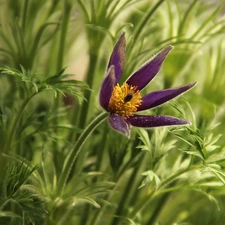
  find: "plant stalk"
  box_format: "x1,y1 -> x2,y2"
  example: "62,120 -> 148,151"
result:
57,112 -> 108,196
78,49 -> 100,130
129,166 -> 197,220
3,94 -> 35,153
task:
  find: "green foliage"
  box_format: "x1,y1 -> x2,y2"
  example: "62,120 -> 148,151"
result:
0,0 -> 225,225
0,0 -> 61,70
1,66 -> 89,101
0,162 -> 45,225
0,65 -> 88,159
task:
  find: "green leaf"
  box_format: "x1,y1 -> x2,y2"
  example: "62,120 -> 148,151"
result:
195,188 -> 220,211
2,162 -> 38,198
203,164 -> 225,185
136,129 -> 151,152
139,170 -> 161,190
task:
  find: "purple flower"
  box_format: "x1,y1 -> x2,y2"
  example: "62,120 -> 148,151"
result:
99,32 -> 196,137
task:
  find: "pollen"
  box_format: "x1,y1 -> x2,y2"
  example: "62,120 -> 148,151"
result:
108,83 -> 142,117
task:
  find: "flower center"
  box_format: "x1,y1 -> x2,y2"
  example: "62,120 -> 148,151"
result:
108,83 -> 142,117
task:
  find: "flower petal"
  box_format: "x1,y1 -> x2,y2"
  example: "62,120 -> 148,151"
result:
108,113 -> 130,137
108,32 -> 126,84
126,115 -> 189,127
99,66 -> 116,110
126,46 -> 173,90
137,82 -> 197,111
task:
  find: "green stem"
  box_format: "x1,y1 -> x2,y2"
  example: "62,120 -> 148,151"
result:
132,0 -> 166,45
127,0 -> 166,68
0,93 -> 35,180
21,0 -> 29,31
3,93 -> 35,153
90,138 -> 144,225
57,112 -> 108,196
90,177 -> 126,225
178,0 -> 198,36
95,124 -> 108,172
110,161 -> 143,225
57,0 -> 72,71
52,0 -> 72,156
129,166 -> 197,220
145,192 -> 170,225
130,190 -> 155,221
78,49 -> 100,129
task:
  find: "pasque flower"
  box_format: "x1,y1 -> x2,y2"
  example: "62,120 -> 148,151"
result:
99,32 -> 196,137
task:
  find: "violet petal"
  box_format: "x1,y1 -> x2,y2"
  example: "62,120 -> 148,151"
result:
126,46 -> 173,90
99,66 -> 116,110
108,113 -> 130,137
126,115 -> 189,128
137,82 -> 197,111
107,32 -> 126,84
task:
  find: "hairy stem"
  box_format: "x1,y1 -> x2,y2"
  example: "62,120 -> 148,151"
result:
57,112 -> 108,196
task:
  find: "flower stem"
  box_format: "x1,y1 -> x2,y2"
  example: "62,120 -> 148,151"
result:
57,112 -> 108,196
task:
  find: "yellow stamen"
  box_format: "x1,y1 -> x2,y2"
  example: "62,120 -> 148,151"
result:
108,83 -> 142,117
